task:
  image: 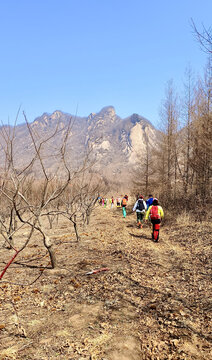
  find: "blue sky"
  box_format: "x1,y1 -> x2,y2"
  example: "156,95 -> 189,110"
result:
0,0 -> 211,127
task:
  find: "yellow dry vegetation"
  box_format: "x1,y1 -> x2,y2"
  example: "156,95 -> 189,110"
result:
0,204 -> 211,359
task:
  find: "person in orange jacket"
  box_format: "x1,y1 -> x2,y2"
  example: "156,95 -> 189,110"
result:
121,195 -> 128,218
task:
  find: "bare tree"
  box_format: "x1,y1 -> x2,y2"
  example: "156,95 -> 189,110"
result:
158,80 -> 179,202
190,64 -> 212,201
191,18 -> 212,55
175,66 -> 196,198
131,136 -> 156,197
0,113 -> 100,280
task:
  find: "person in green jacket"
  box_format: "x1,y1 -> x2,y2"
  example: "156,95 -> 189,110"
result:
145,198 -> 164,242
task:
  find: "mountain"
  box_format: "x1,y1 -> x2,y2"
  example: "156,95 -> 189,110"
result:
0,106 -> 159,180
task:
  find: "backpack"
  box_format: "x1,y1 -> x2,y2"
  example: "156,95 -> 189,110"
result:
150,205 -> 160,220
122,198 -> 127,206
136,199 -> 145,212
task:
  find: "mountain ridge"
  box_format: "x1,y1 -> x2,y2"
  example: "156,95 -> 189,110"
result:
0,106 -> 159,181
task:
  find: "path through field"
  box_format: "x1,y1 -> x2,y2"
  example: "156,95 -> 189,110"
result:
0,204 -> 211,359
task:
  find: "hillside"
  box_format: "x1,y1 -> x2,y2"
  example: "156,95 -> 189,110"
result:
0,202 -> 211,359
0,107 -> 158,180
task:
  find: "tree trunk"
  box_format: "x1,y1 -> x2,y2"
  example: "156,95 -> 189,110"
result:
43,235 -> 57,268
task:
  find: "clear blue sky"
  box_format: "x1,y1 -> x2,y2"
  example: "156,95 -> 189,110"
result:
0,0 -> 211,127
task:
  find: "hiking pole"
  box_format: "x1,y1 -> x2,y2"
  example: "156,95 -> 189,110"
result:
86,267 -> 109,275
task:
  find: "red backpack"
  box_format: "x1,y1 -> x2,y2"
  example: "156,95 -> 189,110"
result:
150,205 -> 160,220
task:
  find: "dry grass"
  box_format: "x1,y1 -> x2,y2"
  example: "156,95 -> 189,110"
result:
0,203 -> 211,359
176,210 -> 194,226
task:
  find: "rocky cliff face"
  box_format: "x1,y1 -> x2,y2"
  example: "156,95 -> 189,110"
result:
0,106 -> 159,179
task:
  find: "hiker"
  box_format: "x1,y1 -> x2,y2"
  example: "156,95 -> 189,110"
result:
146,194 -> 154,210
132,195 -> 147,228
116,197 -> 121,207
111,196 -> 114,209
121,195 -> 128,218
145,198 -> 164,242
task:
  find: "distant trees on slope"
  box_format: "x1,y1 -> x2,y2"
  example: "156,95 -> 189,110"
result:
132,24 -> 211,210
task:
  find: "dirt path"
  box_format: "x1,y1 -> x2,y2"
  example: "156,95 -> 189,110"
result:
0,204 -> 211,359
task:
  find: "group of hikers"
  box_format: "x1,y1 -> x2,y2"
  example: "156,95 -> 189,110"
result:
99,196 -> 123,209
132,194 -> 164,242
99,194 -> 164,242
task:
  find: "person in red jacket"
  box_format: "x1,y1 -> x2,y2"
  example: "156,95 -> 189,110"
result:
145,198 -> 164,242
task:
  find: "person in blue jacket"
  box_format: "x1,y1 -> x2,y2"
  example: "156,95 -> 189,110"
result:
146,194 -> 154,210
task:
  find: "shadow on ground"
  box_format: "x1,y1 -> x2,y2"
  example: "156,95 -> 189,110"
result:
129,232 -> 151,241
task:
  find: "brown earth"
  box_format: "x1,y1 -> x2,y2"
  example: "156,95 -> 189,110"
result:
0,203 -> 211,360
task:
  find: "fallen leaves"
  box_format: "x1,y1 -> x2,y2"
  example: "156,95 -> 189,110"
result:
0,209 -> 211,359
13,296 -> 21,302
70,278 -> 81,288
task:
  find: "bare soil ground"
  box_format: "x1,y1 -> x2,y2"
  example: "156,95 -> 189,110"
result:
0,204 -> 211,360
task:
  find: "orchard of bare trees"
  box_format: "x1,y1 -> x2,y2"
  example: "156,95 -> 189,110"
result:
0,114 -> 106,281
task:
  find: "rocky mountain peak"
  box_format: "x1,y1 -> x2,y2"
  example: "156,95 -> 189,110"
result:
0,106 -> 159,181
127,113 -> 151,126
87,106 -> 120,135
88,113 -> 96,121
99,106 -> 116,117
51,110 -> 63,119
130,113 -> 143,123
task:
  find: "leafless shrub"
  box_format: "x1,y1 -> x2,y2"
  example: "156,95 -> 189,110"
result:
0,112 -> 104,281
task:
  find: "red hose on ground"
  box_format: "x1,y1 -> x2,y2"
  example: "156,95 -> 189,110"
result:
0,249 -> 20,280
